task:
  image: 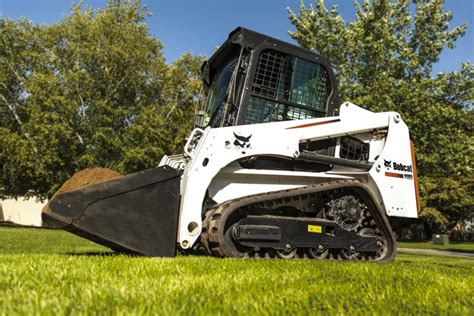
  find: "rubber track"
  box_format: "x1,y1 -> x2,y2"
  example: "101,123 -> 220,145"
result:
201,179 -> 396,261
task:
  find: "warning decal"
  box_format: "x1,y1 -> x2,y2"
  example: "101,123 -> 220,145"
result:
308,225 -> 322,233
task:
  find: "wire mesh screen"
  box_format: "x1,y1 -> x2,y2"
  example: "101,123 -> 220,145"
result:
245,96 -> 318,124
252,50 -> 292,100
248,49 -> 331,124
339,137 -> 369,161
289,58 -> 330,109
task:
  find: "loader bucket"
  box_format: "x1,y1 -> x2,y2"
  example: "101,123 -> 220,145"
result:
42,166 -> 181,257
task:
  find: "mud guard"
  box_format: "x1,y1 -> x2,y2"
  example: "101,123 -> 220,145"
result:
42,166 -> 181,257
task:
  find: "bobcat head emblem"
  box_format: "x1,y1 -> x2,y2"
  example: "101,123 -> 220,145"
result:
384,159 -> 392,168
233,132 -> 252,149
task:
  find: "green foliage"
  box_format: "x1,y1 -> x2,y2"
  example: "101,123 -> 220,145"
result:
288,0 -> 473,224
0,1 -> 204,198
421,176 -> 474,223
119,52 -> 204,172
0,227 -> 473,315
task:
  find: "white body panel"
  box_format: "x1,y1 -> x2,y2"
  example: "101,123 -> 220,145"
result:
209,165 -> 353,203
161,103 -> 419,249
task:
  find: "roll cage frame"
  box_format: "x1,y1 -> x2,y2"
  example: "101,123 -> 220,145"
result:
200,27 -> 341,128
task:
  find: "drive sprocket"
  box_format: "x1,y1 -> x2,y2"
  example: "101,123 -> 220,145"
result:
325,195 -> 365,232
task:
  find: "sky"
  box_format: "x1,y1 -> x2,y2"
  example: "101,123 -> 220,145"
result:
0,0 -> 473,74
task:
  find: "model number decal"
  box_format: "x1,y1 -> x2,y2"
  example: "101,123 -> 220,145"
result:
385,172 -> 413,180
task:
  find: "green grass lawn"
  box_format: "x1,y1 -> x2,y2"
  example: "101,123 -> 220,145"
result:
398,241 -> 474,253
0,227 -> 473,315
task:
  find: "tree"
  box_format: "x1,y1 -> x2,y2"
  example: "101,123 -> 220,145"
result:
0,1 -> 204,199
118,52 -> 205,172
288,0 -> 473,225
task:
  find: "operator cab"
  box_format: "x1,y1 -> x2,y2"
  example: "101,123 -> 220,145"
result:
196,27 -> 341,128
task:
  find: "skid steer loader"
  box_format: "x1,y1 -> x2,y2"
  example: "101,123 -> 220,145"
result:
42,27 -> 420,261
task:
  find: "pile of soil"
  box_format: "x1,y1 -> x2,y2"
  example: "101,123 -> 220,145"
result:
55,168 -> 122,195
42,168 -> 121,215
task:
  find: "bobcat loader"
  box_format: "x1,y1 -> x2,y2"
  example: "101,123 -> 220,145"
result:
42,27 -> 420,261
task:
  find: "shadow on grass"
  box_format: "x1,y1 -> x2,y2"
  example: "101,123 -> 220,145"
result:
66,249 -> 213,258
66,251 -> 123,257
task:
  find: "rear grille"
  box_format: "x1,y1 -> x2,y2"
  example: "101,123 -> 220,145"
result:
339,137 -> 369,161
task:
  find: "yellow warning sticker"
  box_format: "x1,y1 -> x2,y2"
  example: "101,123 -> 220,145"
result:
308,225 -> 322,233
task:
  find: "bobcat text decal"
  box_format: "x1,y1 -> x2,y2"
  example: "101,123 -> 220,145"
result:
384,160 -> 413,173
384,159 -> 413,180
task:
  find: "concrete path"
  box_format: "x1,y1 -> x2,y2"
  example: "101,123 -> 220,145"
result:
398,247 -> 474,258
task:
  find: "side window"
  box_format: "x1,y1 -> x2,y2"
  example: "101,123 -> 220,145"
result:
245,49 -> 331,124
203,57 -> 238,127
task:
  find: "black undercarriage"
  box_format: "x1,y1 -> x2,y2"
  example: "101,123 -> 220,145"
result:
200,180 -> 396,261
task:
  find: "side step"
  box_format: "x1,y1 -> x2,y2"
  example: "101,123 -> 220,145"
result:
42,166 -> 181,257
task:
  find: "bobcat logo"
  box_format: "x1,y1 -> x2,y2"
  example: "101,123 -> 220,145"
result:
233,132 -> 252,154
384,159 -> 392,169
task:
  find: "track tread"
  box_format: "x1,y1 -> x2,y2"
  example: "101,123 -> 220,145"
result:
202,180 -> 396,261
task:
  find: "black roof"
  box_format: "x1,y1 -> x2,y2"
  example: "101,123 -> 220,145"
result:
202,27 -> 334,86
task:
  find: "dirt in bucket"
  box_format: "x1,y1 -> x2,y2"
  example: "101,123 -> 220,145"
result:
43,168 -> 122,215
55,168 -> 122,195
